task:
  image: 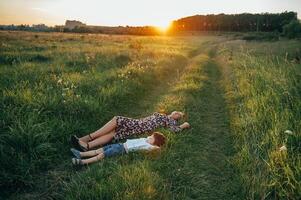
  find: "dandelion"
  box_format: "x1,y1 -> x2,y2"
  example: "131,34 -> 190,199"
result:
284,130 -> 293,135
86,54 -> 90,62
279,145 -> 287,152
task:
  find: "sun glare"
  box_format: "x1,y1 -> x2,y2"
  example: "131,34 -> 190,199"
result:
155,21 -> 172,33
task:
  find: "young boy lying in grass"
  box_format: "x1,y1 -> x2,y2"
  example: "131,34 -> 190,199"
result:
71,132 -> 166,165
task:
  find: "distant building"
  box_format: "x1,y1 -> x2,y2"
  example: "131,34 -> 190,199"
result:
65,20 -> 86,30
54,25 -> 64,32
32,24 -> 48,30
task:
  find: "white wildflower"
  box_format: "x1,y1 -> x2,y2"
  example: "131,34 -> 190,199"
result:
279,145 -> 287,152
284,130 -> 293,135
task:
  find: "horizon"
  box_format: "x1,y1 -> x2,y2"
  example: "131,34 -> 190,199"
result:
0,11 -> 300,28
0,0 -> 300,28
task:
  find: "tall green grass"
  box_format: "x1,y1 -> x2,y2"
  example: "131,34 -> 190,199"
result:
0,31 -> 203,198
219,40 -> 301,199
2,30 -> 299,199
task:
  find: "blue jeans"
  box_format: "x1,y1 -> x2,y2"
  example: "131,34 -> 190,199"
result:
103,143 -> 126,157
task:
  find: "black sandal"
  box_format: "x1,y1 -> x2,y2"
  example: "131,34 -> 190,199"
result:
80,142 -> 89,152
70,135 -> 89,151
71,135 -> 79,147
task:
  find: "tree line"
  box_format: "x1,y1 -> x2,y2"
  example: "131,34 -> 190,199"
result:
0,24 -> 160,36
170,12 -> 298,32
1,12 -> 300,37
64,25 -> 159,35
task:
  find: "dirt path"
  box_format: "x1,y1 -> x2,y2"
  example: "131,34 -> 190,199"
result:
154,50 -> 244,199
188,59 -> 242,199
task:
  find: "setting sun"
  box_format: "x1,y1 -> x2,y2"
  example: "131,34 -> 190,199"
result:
155,22 -> 172,33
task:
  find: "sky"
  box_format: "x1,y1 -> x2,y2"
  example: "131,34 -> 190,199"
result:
0,0 -> 300,27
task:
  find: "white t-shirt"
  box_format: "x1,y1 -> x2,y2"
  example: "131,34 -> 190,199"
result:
124,137 -> 156,153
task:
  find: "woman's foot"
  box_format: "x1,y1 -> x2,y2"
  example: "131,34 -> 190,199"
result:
78,140 -> 89,151
70,135 -> 80,148
70,148 -> 81,159
70,135 -> 89,151
72,158 -> 83,165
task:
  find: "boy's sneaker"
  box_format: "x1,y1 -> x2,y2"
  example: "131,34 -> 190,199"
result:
72,158 -> 83,165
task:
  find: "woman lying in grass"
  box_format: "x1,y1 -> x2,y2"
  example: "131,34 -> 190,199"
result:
71,132 -> 166,165
71,111 -> 189,151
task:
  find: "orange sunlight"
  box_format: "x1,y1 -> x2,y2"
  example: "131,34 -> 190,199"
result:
155,21 -> 172,33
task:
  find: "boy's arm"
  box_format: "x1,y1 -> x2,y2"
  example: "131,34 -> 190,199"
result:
150,146 -> 160,150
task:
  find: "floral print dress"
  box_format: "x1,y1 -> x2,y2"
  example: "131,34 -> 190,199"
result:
114,112 -> 181,140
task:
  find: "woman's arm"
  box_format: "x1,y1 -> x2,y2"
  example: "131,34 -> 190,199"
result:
179,122 -> 190,129
169,125 -> 182,132
169,122 -> 190,132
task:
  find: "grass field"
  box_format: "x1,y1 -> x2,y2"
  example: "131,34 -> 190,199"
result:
0,31 -> 300,199
218,39 -> 301,199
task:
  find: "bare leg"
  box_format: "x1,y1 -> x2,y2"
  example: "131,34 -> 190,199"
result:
79,117 -> 117,142
80,148 -> 103,158
78,135 -> 92,143
81,153 -> 105,165
88,131 -> 116,149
